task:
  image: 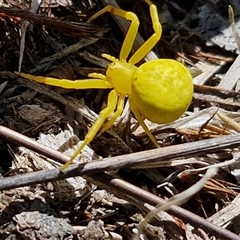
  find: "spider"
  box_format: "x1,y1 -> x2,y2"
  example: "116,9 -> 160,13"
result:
15,0 -> 193,171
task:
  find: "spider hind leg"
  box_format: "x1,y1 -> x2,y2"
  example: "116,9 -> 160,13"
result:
130,98 -> 159,148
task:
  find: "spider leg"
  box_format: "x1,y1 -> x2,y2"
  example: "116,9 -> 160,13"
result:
129,0 -> 162,65
88,6 -> 139,61
129,98 -> 159,147
61,89 -> 118,170
88,73 -> 107,80
15,72 -> 112,89
98,94 -> 125,136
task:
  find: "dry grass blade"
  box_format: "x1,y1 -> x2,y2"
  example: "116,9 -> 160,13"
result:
228,5 -> 240,50
217,112 -> 240,132
217,6 -> 240,90
18,0 -> 41,72
135,167 -> 218,240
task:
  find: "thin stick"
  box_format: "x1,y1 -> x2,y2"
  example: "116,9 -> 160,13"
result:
1,125 -> 240,188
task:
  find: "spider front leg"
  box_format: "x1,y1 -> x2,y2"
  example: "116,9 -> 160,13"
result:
98,94 -> 125,136
61,89 -> 118,170
87,5 -> 139,61
15,72 -> 112,89
129,0 -> 162,65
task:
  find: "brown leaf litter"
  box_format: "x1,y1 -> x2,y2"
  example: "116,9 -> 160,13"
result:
1,0 -> 240,239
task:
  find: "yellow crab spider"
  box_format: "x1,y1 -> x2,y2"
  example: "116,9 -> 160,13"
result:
15,0 -> 193,170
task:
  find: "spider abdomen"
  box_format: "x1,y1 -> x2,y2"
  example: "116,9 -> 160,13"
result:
131,59 -> 193,124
